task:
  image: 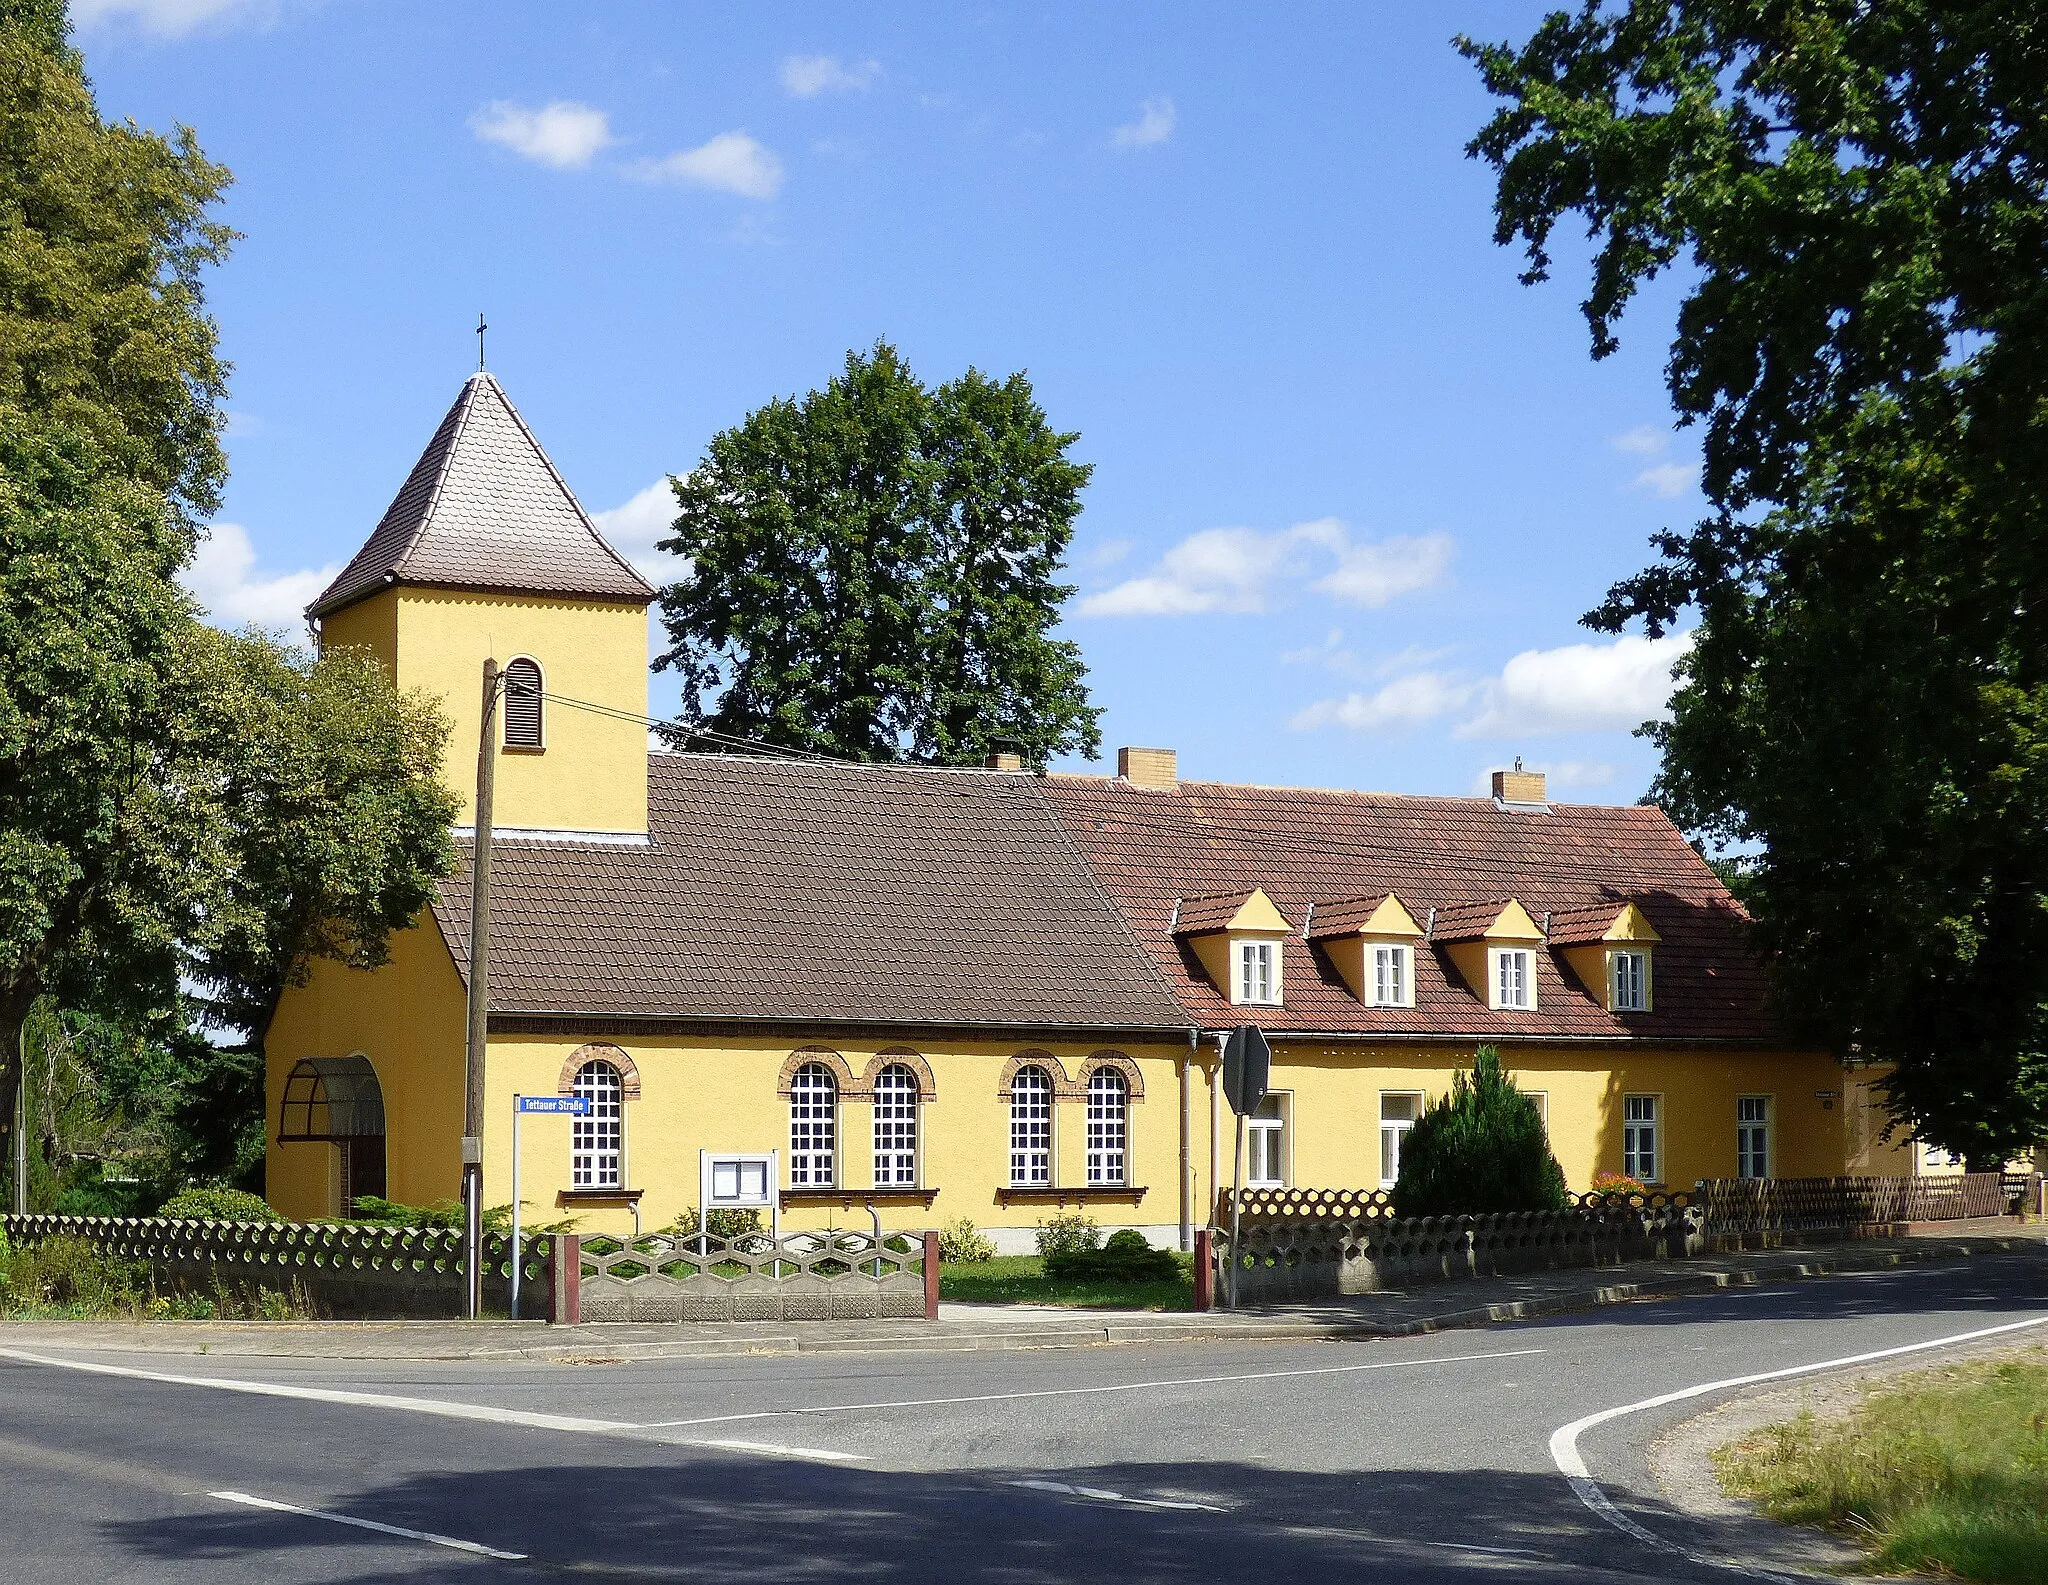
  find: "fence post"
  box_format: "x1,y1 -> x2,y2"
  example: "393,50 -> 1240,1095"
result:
1193,1228 -> 1213,1312
922,1229 -> 940,1321
551,1233 -> 580,1326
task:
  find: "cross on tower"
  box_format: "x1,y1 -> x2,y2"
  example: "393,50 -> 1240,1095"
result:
476,312 -> 488,371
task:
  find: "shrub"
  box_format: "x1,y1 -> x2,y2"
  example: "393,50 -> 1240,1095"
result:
940,1217 -> 996,1263
1392,1045 -> 1567,1218
669,1206 -> 766,1241
1045,1230 -> 1181,1284
159,1186 -> 280,1223
1034,1212 -> 1100,1261
0,1234 -> 146,1314
348,1196 -> 465,1229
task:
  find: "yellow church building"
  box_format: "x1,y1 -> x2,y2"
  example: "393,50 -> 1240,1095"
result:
265,372 -> 1900,1250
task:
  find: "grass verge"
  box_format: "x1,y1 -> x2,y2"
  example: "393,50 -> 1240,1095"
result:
1,1233 -> 313,1321
1714,1348 -> 2048,1585
939,1253 -> 1194,1311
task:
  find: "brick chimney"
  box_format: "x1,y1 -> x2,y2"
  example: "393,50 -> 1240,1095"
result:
1491,759 -> 1547,807
984,751 -> 1024,772
1118,746 -> 1178,791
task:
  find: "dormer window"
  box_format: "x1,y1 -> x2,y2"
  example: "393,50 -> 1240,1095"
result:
1371,943 -> 1409,1007
1308,892 -> 1421,1008
1611,950 -> 1649,1011
1492,947 -> 1535,1010
1236,940 -> 1280,1005
1549,901 -> 1659,1012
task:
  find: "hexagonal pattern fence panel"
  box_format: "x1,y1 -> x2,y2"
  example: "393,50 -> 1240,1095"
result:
577,1230 -> 926,1322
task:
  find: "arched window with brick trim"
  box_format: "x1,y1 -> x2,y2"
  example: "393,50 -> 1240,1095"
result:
790,1062 -> 837,1187
503,656 -> 544,749
1009,1064 -> 1053,1186
872,1063 -> 919,1187
571,1058 -> 622,1188
1086,1067 -> 1128,1186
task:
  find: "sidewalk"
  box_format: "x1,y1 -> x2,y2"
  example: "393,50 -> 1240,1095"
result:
4,1223 -> 2040,1364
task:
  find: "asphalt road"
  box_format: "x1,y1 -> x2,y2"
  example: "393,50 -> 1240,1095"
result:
2,1250 -> 2043,1584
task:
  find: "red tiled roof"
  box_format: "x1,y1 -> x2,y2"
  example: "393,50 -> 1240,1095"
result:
1427,899 -> 1522,942
1305,893 -> 1404,939
1173,891 -> 1282,935
1040,774 -> 1781,1042
1546,901 -> 1636,945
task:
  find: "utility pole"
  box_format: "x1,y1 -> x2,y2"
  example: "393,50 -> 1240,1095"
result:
12,1022 -> 26,1216
462,658 -> 500,1320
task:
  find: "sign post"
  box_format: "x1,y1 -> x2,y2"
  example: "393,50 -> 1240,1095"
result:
1220,1025 -> 1271,1310
511,1093 -> 589,1319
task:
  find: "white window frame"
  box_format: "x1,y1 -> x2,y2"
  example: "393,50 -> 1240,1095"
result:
1379,1091 -> 1423,1188
1085,1068 -> 1128,1186
570,1059 -> 623,1189
1610,949 -> 1649,1011
872,1063 -> 919,1188
1246,1092 -> 1290,1187
1524,1089 -> 1549,1130
1234,938 -> 1281,1006
1369,943 -> 1412,1008
1491,946 -> 1536,1011
1623,1093 -> 1661,1183
1737,1095 -> 1771,1180
1009,1064 -> 1053,1186
502,654 -> 545,751
789,1062 -> 837,1187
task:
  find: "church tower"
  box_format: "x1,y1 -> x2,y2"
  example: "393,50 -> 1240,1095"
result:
307,374 -> 657,838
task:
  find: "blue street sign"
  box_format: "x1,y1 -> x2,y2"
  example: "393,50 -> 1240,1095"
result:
517,1096 -> 590,1115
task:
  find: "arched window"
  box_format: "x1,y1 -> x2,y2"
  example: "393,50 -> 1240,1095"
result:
571,1059 -> 622,1188
1086,1068 -> 1128,1186
503,656 -> 544,749
1009,1064 -> 1052,1186
790,1062 -> 837,1186
872,1063 -> 919,1187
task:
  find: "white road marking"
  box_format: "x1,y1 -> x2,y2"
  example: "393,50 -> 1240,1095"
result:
1549,1312 -> 2048,1582
1422,1541 -> 1546,1557
637,1345 -> 1545,1427
209,1490 -> 527,1560
690,1438 -> 869,1463
1008,1478 -> 1225,1513
0,1348 -> 635,1435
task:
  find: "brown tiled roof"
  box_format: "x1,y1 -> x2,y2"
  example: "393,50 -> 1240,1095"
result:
430,755 -> 1189,1032
1040,775 -> 1781,1042
1427,899 -> 1522,942
1306,893 -> 1405,939
1546,901 -> 1633,945
1173,891 -> 1270,935
308,373 -> 656,619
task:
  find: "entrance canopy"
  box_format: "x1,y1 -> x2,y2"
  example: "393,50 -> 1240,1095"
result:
278,1056 -> 386,1142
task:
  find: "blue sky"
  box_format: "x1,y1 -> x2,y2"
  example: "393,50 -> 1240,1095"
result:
80,0 -> 1704,803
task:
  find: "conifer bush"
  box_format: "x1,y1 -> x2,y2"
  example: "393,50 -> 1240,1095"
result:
1391,1045 -> 1567,1218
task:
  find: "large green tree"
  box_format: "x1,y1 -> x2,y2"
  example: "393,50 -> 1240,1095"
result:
654,341 -> 1101,765
1462,2 -> 2048,1163
0,5 -> 457,1173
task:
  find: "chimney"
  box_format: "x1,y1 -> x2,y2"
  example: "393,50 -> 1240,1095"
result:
984,751 -> 1024,772
1117,746 -> 1178,792
1491,758 -> 1547,808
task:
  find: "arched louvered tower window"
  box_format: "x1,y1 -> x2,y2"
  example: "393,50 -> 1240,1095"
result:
503,656 -> 544,749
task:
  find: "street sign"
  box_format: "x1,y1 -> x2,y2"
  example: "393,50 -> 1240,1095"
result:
1222,1025 -> 1271,1116
509,1092 -> 590,1320
516,1096 -> 590,1115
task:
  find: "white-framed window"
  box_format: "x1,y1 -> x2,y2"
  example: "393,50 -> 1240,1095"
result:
1492,947 -> 1535,1010
1611,950 -> 1649,1011
1623,1093 -> 1661,1182
872,1063 -> 919,1187
570,1058 -> 622,1189
1085,1068 -> 1128,1186
1370,943 -> 1411,1007
502,655 -> 544,749
1737,1096 -> 1771,1180
789,1062 -> 837,1187
1247,1094 -> 1289,1187
1235,939 -> 1281,1005
1380,1092 -> 1423,1188
1009,1064 -> 1053,1186
1524,1089 -> 1549,1130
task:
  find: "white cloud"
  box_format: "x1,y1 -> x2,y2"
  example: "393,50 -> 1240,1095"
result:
1078,519 -> 1452,618
469,101 -> 617,169
590,477 -> 680,584
1281,627 -> 1361,676
633,132 -> 785,199
781,54 -> 881,97
1467,760 -> 1620,796
1080,537 -> 1132,570
1456,632 -> 1693,738
1290,672 -> 1479,733
1610,425 -> 1668,457
181,523 -> 337,634
1635,460 -> 1700,498
72,0 -> 273,35
1111,97 -> 1177,150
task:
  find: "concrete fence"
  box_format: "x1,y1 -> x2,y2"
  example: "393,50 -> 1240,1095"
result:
573,1229 -> 938,1322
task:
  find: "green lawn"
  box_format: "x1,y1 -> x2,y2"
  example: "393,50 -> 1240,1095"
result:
1714,1349 -> 2048,1585
939,1253 -> 1195,1311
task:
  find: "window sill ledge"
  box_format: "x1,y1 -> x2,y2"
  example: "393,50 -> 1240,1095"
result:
779,1187 -> 940,1210
556,1188 -> 644,1206
996,1185 -> 1147,1206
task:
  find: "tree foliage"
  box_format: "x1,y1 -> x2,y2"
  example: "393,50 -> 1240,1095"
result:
654,341 -> 1101,765
1462,2 -> 2048,1163
1391,1046 -> 1567,1218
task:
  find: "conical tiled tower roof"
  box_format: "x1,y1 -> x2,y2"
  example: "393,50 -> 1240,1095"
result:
307,373 -> 657,619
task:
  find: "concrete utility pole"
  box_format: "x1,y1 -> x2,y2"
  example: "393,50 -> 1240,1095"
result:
462,658 -> 500,1320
